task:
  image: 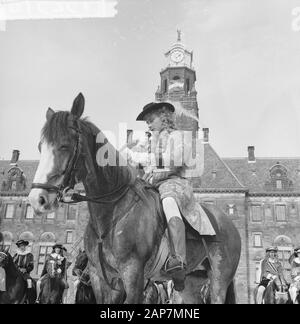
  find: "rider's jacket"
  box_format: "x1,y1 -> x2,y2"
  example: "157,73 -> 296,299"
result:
291,257 -> 300,281
260,258 -> 284,281
123,129 -> 216,236
41,253 -> 66,278
13,250 -> 34,275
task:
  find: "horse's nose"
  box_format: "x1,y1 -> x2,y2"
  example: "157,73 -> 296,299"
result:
38,194 -> 47,206
28,188 -> 50,213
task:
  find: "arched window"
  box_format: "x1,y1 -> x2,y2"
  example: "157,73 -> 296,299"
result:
37,232 -> 56,275
1,231 -> 13,251
265,163 -> 293,191
273,235 -> 293,271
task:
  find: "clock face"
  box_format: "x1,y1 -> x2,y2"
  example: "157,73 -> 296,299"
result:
171,51 -> 184,63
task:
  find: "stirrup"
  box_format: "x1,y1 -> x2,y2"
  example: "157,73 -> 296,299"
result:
164,255 -> 186,274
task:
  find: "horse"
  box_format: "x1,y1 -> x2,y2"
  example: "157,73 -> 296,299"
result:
73,250 -> 96,304
254,277 -> 290,304
39,258 -> 65,304
28,93 -> 241,304
0,245 -> 36,304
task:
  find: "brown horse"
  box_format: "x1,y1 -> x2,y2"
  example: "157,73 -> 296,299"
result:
39,258 -> 65,304
254,277 -> 290,304
73,250 -> 96,304
29,93 -> 241,304
0,246 -> 36,304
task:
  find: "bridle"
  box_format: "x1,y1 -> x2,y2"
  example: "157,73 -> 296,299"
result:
31,118 -> 134,205
31,119 -> 83,204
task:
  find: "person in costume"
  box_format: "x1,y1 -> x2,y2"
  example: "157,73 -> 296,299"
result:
256,246 -> 287,304
36,243 -> 68,303
289,247 -> 300,304
12,240 -> 34,291
122,101 -> 215,291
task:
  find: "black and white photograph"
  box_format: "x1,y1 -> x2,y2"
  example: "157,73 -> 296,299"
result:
1,0 -> 300,309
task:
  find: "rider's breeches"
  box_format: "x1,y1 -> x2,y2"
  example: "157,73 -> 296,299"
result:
162,197 -> 182,222
36,276 -> 45,298
256,286 -> 266,304
289,285 -> 299,303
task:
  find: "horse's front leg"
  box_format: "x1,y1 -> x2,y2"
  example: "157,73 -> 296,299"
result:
119,258 -> 144,304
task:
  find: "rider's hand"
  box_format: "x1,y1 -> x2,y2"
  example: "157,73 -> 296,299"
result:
20,268 -> 27,273
57,268 -> 62,274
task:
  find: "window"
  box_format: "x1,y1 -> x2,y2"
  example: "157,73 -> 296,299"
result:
25,205 -> 34,219
228,204 -> 235,216
277,247 -> 293,271
276,180 -> 282,189
67,205 -> 77,221
37,245 -> 53,275
46,212 -> 55,220
251,205 -> 262,222
186,78 -> 190,93
164,79 -> 168,93
5,204 -> 15,219
253,233 -> 262,247
255,260 -> 262,284
276,205 -> 286,222
11,181 -> 17,191
66,231 -> 73,244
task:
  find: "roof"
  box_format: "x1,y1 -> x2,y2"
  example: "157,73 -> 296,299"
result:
196,143 -> 246,190
224,157 -> 300,193
0,160 -> 38,194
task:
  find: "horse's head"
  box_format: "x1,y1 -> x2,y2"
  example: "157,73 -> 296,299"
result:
29,93 -> 86,215
46,259 -> 62,278
73,249 -> 88,276
273,277 -> 290,304
0,246 -> 11,268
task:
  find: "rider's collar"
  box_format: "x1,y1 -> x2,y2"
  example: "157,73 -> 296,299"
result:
51,253 -> 63,259
15,249 -> 30,256
268,257 -> 276,263
294,257 -> 300,264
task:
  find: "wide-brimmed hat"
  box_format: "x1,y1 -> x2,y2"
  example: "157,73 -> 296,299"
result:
266,246 -> 278,253
136,102 -> 175,121
52,244 -> 64,250
294,247 -> 300,253
16,240 -> 29,247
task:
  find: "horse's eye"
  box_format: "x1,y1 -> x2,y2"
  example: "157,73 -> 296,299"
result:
59,145 -> 69,151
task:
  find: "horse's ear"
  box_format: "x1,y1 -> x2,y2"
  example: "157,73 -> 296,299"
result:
71,93 -> 85,120
4,246 -> 9,254
46,107 -> 55,121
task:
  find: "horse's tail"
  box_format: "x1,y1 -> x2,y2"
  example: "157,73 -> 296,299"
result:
225,281 -> 236,304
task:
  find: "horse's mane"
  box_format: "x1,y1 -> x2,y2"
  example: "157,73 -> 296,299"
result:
41,110 -> 137,192
42,111 -> 99,145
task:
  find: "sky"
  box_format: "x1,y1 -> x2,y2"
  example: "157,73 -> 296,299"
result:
1,0 -> 300,160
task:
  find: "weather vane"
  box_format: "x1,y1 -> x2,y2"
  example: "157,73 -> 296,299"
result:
177,29 -> 182,42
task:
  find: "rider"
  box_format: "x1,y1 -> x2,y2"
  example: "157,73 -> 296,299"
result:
256,246 -> 287,304
122,102 -> 215,291
12,240 -> 34,292
289,247 -> 300,304
36,244 -> 68,303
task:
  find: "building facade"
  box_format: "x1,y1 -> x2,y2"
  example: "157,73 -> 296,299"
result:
1,34 -> 300,303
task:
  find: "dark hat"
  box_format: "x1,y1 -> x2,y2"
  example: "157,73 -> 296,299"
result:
294,247 -> 300,253
136,102 -> 175,121
266,246 -> 278,253
52,244 -> 64,250
16,239 -> 29,247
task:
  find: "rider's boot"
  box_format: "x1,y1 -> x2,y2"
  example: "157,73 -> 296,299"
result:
256,286 -> 265,304
165,216 -> 187,292
35,280 -> 41,304
289,286 -> 298,304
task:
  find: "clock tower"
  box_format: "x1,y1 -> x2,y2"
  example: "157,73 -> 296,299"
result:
155,31 -> 199,134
